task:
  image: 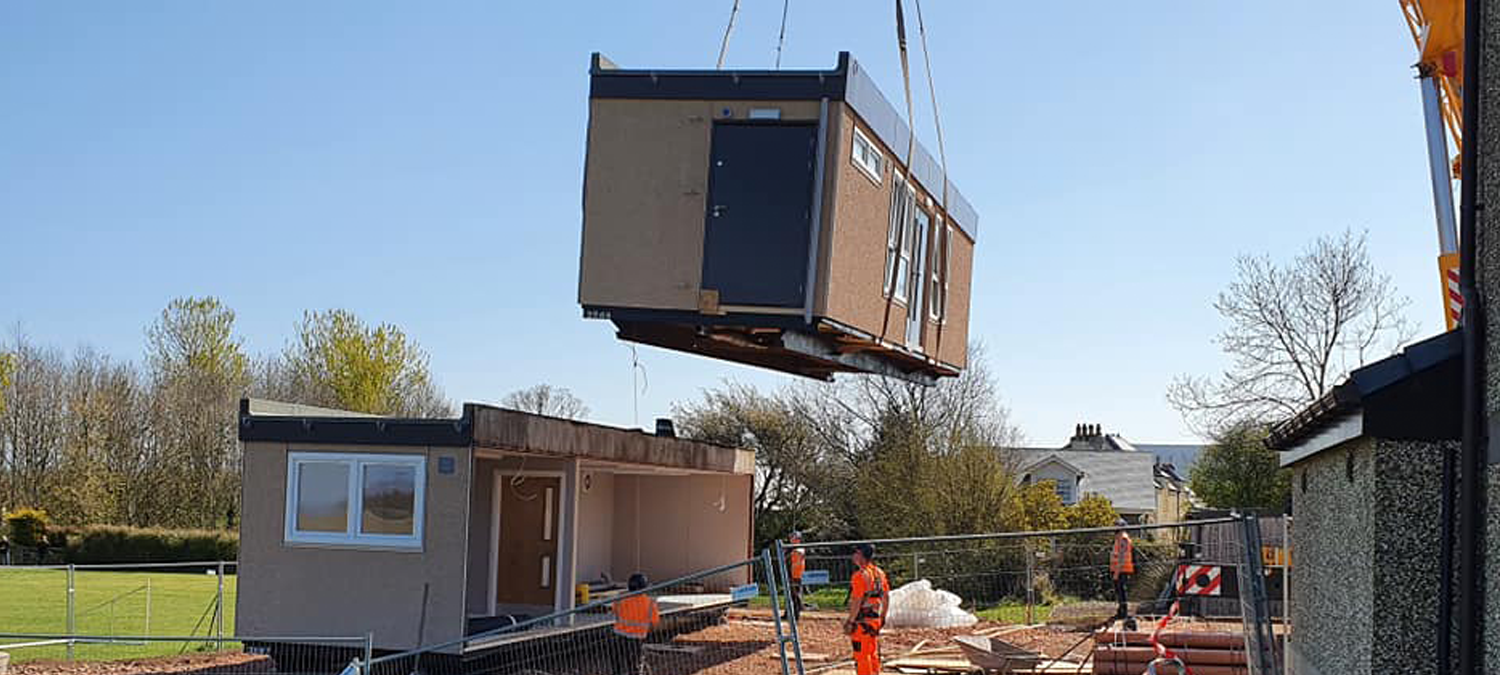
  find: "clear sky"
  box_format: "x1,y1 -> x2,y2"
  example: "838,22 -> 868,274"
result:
0,2 -> 1448,445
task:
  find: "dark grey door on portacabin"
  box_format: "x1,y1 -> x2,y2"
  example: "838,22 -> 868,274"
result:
702,122 -> 817,308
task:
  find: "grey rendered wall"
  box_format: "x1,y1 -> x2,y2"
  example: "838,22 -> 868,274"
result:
237,441 -> 471,652
1483,0 -> 1500,667
610,473 -> 753,586
1371,439 -> 1455,675
1288,437 -> 1375,675
576,469 -> 616,584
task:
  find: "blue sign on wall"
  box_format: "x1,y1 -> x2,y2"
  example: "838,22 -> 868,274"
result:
801,570 -> 831,586
731,583 -> 760,602
438,456 -> 455,475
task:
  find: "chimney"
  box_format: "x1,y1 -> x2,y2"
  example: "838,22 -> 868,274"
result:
655,418 -> 676,438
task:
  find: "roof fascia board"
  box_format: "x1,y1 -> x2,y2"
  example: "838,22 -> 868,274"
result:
1280,412 -> 1363,467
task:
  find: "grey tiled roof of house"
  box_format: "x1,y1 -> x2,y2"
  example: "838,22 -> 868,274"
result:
1133,443 -> 1205,474
1015,448 -> 1158,514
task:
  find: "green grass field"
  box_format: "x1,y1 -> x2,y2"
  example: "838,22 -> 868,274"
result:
0,567 -> 238,664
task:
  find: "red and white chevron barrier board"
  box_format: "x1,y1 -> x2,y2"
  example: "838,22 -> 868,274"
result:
1174,564 -> 1223,596
1440,252 -> 1463,330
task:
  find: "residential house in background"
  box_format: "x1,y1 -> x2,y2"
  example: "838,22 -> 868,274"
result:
1012,424 -> 1200,527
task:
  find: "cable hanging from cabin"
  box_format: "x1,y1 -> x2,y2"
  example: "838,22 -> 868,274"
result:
716,0 -> 742,69
912,0 -> 951,356
878,0 -> 918,343
626,344 -> 648,427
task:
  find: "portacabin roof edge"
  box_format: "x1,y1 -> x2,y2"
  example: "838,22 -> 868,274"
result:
588,51 -> 978,240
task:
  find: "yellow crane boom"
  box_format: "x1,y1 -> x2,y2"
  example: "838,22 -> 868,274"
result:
1400,0 -> 1465,328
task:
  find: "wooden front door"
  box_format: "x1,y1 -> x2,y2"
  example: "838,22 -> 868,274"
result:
496,475 -> 561,608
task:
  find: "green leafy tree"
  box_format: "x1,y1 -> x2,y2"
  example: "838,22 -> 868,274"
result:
283,309 -> 449,417
1190,422 -> 1290,511
1065,493 -> 1119,529
1007,481 -> 1067,532
145,297 -> 251,527
0,351 -> 13,414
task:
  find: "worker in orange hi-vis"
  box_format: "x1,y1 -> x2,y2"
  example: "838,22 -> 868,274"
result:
1110,518 -> 1136,620
789,531 -> 807,620
611,573 -> 660,675
845,543 -> 890,675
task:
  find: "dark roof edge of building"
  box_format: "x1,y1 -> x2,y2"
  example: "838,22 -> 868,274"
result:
1267,330 -> 1463,451
238,398 -> 473,446
587,51 -> 978,240
238,398 -> 745,456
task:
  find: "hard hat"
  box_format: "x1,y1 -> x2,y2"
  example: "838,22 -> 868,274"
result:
1115,518 -> 1128,527
790,530 -> 803,541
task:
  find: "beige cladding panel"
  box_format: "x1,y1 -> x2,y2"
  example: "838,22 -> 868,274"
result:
824,108 -> 894,337
237,442 -> 471,652
608,473 -> 752,586
580,98 -> 823,311
824,107 -> 972,369
937,231 -> 974,369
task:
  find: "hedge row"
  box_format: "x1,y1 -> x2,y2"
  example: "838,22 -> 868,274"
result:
55,525 -> 238,564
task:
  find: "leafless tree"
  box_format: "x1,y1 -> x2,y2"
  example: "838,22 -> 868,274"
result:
0,333 -> 67,511
1168,229 -> 1415,436
675,341 -> 1025,542
501,384 -> 590,420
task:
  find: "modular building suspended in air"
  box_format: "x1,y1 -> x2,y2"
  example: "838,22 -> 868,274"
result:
578,52 -> 978,384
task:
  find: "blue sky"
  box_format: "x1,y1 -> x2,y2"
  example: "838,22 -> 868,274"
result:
0,2 -> 1446,444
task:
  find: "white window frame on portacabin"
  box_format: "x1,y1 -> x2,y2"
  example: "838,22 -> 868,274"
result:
930,220 -> 951,321
885,175 -> 917,302
284,451 -> 427,550
851,127 -> 884,185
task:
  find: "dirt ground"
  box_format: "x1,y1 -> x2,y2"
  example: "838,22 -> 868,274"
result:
8,611 -> 1248,675
665,609 -> 1096,675
12,651 -> 272,675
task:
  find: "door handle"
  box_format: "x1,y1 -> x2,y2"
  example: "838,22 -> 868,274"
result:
711,205 -> 728,218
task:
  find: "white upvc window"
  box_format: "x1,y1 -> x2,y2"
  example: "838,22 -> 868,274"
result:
930,221 -> 951,321
851,128 -> 885,184
285,452 -> 426,549
884,176 -> 918,301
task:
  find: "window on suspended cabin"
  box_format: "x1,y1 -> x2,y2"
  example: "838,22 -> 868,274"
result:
884,176 -> 917,302
851,128 -> 884,184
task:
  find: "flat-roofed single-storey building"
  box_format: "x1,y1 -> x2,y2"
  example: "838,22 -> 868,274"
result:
235,399 -> 755,654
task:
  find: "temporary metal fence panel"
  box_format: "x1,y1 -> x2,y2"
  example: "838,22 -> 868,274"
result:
0,560 -> 236,662
369,555 -> 784,675
1236,514 -> 1282,675
0,632 -> 370,675
778,518 -> 1252,675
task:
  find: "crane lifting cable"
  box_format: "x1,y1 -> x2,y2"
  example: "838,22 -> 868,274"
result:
878,0 -> 920,343
775,0 -> 791,68
716,0 -> 742,69
912,0 -> 951,357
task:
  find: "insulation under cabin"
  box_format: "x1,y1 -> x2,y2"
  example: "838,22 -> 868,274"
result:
578,52 -> 978,384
